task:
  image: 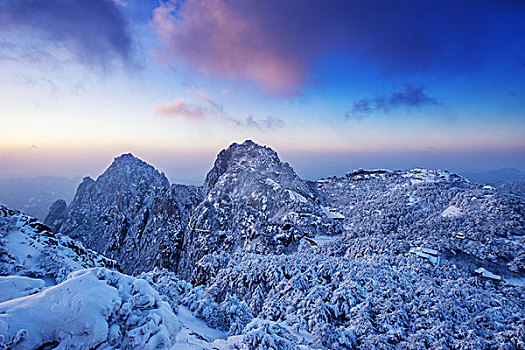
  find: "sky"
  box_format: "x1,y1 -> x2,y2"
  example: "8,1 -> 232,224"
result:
0,0 -> 524,184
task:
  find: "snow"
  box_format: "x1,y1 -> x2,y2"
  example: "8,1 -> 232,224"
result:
0,206 -> 117,283
474,267 -> 502,281
409,247 -> 441,265
261,178 -> 282,191
406,195 -> 421,206
321,206 -> 345,220
173,306 -> 226,349
505,277 -> 525,287
0,276 -> 44,303
210,318 -> 302,350
307,235 -> 340,247
0,268 -> 181,349
285,189 -> 308,203
441,205 -> 463,218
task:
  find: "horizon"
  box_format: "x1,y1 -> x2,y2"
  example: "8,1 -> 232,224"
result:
1,0 -> 524,181
1,140 -> 524,186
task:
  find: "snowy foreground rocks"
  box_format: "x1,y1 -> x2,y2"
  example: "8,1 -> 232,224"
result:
0,268 -> 181,349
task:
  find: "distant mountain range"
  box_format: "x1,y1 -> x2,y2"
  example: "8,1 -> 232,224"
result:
461,168 -> 525,185
460,168 -> 525,198
0,177 -> 79,220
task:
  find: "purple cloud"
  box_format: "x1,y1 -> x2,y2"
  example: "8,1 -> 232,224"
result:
0,0 -> 135,68
346,84 -> 441,118
151,0 -> 309,95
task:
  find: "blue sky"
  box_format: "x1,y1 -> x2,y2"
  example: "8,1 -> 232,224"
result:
0,0 -> 524,183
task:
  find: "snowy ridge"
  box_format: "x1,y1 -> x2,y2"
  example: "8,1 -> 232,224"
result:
0,206 -> 117,283
316,167 -> 525,275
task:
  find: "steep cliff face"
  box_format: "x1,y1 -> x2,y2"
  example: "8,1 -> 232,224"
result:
44,199 -> 68,232
45,153 -> 203,274
179,140 -> 341,282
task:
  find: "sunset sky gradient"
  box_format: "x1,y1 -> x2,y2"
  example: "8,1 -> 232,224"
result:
0,0 -> 524,183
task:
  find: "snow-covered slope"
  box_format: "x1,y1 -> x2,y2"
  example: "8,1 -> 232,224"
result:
194,252 -> 525,349
0,206 -> 117,283
0,204 -> 320,349
314,168 -> 525,277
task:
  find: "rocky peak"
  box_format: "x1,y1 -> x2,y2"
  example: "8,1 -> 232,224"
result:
45,153 -> 202,275
180,141 -> 341,281
204,140 -> 284,193
97,153 -> 169,190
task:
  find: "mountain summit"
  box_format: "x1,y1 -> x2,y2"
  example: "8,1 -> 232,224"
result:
204,140 -> 282,192
45,153 -> 201,274
97,153 -> 169,190
180,140 -> 341,282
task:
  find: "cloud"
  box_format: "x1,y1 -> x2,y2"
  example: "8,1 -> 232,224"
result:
151,0 -> 524,95
221,115 -> 286,131
151,0 -> 307,95
0,0 -> 135,69
155,99 -> 205,119
244,116 -> 286,131
194,89 -> 224,114
346,84 -> 441,118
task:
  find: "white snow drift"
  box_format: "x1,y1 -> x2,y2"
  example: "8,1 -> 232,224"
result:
0,268 -> 180,349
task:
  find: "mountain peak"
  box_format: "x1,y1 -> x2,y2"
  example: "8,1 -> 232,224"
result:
227,140 -> 277,157
204,140 -> 281,192
97,153 -> 169,189
112,152 -> 146,165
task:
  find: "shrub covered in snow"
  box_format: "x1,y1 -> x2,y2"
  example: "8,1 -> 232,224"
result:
197,252 -> 525,349
140,268 -> 253,336
0,268 -> 180,349
212,319 -> 300,350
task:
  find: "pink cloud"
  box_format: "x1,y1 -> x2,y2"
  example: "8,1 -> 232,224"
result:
155,99 -> 205,119
151,0 -> 308,95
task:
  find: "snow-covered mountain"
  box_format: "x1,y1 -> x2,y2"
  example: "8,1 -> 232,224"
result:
45,153 -> 203,275
315,168 -> 525,276
179,140 -> 341,282
24,140 -> 525,348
